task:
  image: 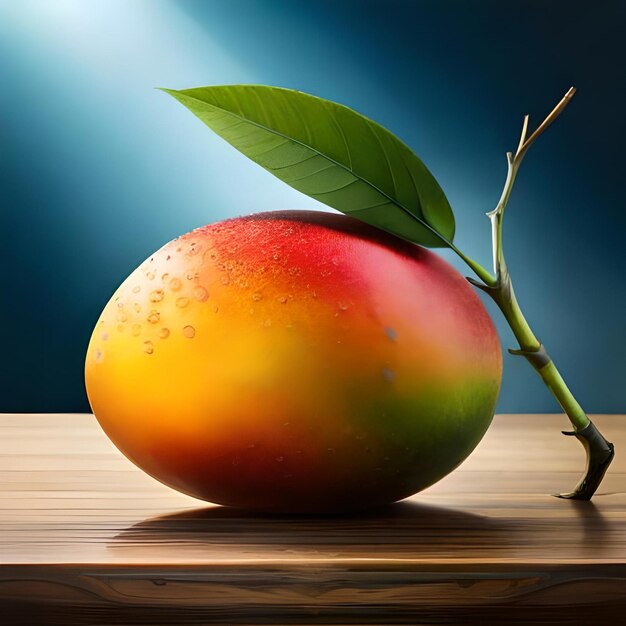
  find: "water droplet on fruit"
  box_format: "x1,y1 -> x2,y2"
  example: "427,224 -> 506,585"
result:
149,289 -> 164,302
132,324 -> 141,336
338,302 -> 349,311
382,367 -> 395,382
147,310 -> 160,324
116,311 -> 127,322
327,447 -> 335,454
133,303 -> 141,313
251,292 -> 263,302
176,297 -> 189,308
159,327 -> 170,339
186,272 -> 199,280
143,341 -> 154,354
275,456 -> 284,463
193,286 -> 208,302
132,285 -> 141,294
232,458 -> 240,466
146,271 -> 156,280
263,319 -> 272,327
220,276 -> 230,285
385,327 -> 397,341
272,253 -> 279,261
182,325 -> 195,338
117,324 -> 125,333
276,295 -> 287,304
169,278 -> 182,292
161,273 -> 169,282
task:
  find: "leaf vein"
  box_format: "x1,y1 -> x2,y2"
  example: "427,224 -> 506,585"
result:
324,102 -> 353,169
250,138 -> 291,159
281,162 -> 336,184
313,178 -> 360,196
269,152 -> 318,171
368,121 -> 398,199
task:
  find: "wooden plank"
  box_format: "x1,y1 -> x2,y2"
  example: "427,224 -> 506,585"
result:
0,413 -> 625,624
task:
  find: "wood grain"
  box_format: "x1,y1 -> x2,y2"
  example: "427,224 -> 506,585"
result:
1,413 -> 625,624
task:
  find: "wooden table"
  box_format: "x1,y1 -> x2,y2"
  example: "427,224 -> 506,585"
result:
1,414 -> 625,624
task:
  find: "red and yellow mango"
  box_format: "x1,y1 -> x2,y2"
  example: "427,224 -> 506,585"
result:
85,211 -> 501,513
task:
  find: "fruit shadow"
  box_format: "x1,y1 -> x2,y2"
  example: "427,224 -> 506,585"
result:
110,497 -> 613,560
110,500 -> 515,559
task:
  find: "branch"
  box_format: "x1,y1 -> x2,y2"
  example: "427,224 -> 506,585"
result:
467,86 -> 614,500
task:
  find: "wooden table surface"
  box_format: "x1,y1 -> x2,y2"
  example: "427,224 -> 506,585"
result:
1,413 -> 625,624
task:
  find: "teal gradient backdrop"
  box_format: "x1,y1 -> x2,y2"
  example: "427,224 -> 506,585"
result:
1,0 -> 624,413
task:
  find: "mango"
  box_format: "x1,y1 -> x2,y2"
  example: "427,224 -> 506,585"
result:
85,211 -> 501,513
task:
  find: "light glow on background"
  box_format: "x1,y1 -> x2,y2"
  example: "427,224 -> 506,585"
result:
1,0 -> 624,413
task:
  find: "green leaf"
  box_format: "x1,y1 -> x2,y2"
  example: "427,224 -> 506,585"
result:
161,85 -> 455,247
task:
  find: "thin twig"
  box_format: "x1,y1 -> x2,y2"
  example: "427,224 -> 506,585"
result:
516,87 -> 576,162
515,115 -> 530,158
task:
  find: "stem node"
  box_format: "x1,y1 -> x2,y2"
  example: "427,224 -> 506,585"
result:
465,276 -> 494,293
507,344 -> 550,369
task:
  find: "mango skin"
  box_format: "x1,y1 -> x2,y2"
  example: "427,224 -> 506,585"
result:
85,211 -> 502,513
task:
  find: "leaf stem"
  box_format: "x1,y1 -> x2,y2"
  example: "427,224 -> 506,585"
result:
450,244 -> 495,287
465,87 -> 614,499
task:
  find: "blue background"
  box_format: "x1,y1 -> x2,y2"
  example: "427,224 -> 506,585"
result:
1,0 -> 624,413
